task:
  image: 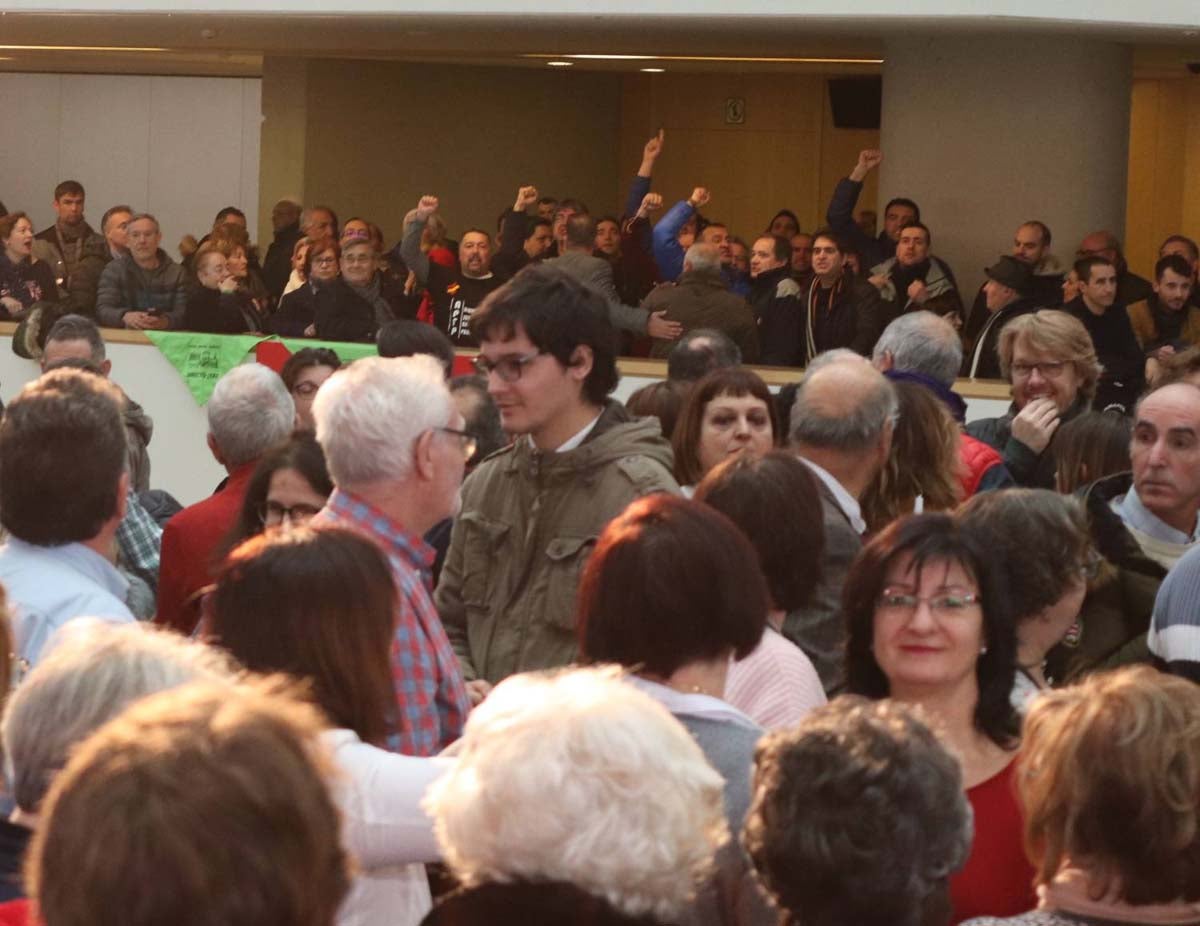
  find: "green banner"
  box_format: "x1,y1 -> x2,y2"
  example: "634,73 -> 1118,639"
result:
143,331 -> 267,405
142,332 -> 383,406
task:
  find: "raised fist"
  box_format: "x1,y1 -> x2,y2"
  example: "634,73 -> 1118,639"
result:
689,187 -> 711,209
857,150 -> 883,173
514,186 -> 538,211
638,193 -> 663,216
416,195 -> 439,219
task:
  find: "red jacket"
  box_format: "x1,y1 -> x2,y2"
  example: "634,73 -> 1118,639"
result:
959,433 -> 1004,498
154,463 -> 256,634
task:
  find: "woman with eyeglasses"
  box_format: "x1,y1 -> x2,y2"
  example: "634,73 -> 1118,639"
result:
281,347 -> 342,431
217,432 -> 334,561
957,489 -> 1094,711
965,311 -> 1101,489
844,513 -> 1033,924
270,236 -> 342,337
312,237 -> 414,342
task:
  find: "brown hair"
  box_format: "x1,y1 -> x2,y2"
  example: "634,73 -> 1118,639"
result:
1019,666 -> 1200,904
0,370 -> 127,545
998,310 -> 1101,402
861,381 -> 963,533
209,224 -> 251,256
192,242 -> 225,273
626,379 -> 688,442
672,367 -> 779,485
695,451 -> 825,612
0,212 -> 31,243
1052,410 -> 1132,495
208,527 -> 397,746
1153,345 -> 1200,389
578,494 -> 769,678
304,236 -> 341,277
27,678 -> 349,926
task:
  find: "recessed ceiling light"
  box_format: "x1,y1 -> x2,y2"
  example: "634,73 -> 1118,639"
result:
640,67 -> 665,73
0,44 -> 170,52
524,53 -> 883,65
546,60 -> 574,67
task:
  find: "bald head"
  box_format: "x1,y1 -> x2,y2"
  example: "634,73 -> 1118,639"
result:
1079,230 -> 1120,263
872,311 -> 963,387
790,358 -> 897,453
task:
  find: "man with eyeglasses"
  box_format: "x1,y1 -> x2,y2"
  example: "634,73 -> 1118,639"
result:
400,194 -> 504,346
311,354 -> 471,754
1064,255 -> 1144,410
436,265 -> 677,701
966,310 -> 1099,489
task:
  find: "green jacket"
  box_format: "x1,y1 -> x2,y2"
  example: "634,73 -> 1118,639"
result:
435,401 -> 678,684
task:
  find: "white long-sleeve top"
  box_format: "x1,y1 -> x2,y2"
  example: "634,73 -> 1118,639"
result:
322,728 -> 453,926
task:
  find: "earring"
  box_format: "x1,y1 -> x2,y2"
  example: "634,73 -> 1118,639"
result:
979,645 -> 988,655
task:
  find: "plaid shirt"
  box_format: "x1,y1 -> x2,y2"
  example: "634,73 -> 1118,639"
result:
116,490 -> 163,592
314,489 -> 469,755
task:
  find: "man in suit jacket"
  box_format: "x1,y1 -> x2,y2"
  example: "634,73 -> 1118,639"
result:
783,351 -> 896,693
549,213 -> 679,341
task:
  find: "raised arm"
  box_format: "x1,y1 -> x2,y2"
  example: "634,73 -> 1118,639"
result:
623,129 -> 663,219
826,149 -> 881,254
399,195 -> 437,283
652,185 -> 709,282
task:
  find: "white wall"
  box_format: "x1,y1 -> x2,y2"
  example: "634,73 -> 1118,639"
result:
0,338 -> 1010,509
0,73 -> 261,260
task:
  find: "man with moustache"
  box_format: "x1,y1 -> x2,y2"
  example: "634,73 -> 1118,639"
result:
400,194 -> 503,345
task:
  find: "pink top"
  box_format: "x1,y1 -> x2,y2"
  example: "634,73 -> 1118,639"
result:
724,627 -> 827,731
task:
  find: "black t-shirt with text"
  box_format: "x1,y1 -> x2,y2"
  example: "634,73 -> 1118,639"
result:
426,264 -> 504,345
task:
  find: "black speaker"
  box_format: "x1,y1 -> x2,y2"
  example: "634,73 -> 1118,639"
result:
828,77 -> 882,130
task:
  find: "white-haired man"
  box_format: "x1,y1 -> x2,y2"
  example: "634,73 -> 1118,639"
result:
873,310 -> 1013,495
312,355 -> 471,755
155,364 -> 295,635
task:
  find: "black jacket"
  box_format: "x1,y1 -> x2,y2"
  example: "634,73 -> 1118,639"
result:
965,395 -> 1087,488
750,265 -> 804,366
269,282 -> 319,337
800,272 -> 887,365
961,296 -> 1038,379
261,221 -> 302,303
183,286 -> 262,334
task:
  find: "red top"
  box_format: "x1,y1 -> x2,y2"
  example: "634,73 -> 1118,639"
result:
154,463 -> 256,635
949,759 -> 1037,924
0,899 -> 29,926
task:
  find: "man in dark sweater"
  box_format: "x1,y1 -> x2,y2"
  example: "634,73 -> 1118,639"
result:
401,194 -> 504,346
1064,256 -> 1143,410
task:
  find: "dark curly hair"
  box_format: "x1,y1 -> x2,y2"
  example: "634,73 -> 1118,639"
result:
957,489 -> 1090,625
743,696 -> 971,926
843,513 -> 1020,749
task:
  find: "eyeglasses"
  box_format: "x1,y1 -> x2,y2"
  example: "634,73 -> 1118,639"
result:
312,256 -> 338,266
260,500 -> 323,526
436,426 -> 478,461
473,350 -> 544,383
877,590 -> 981,618
1010,360 -> 1067,379
342,254 -> 375,265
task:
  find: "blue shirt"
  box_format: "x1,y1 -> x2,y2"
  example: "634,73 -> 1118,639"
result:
0,538 -> 134,668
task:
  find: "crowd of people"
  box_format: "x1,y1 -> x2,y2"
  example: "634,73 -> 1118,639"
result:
0,132 -> 1197,926
4,134 -> 1198,384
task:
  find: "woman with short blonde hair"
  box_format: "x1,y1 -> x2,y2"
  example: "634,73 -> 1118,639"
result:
965,666 -> 1200,926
